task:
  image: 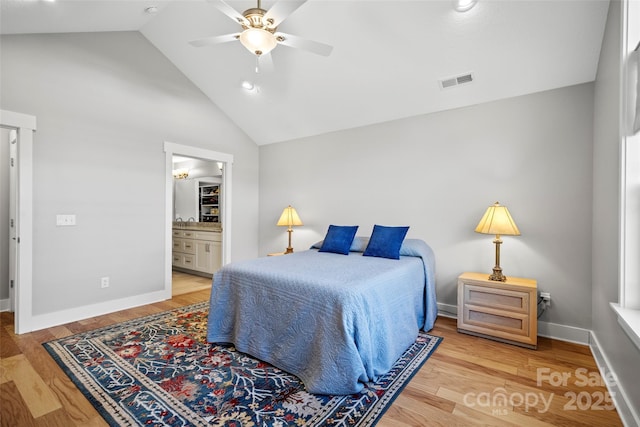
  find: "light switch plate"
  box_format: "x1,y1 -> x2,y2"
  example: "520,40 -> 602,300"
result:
56,214 -> 76,226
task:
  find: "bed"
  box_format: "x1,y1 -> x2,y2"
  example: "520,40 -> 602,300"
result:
206,236 -> 436,395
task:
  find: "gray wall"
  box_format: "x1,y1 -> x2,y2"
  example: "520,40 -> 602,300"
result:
259,83 -> 594,329
592,0 -> 640,418
0,32 -> 259,316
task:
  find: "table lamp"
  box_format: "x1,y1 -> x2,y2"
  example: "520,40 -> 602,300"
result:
475,201 -> 520,282
276,205 -> 303,254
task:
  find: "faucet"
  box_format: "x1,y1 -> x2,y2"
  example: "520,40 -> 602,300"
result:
188,217 -> 196,222
175,217 -> 183,222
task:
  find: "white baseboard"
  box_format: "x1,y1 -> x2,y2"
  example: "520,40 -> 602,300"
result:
437,302 -> 458,319
590,331 -> 640,427
0,298 -> 10,312
29,289 -> 171,333
438,304 -> 591,345
537,321 -> 591,345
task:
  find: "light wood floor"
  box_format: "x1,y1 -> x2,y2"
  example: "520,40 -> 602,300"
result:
0,287 -> 623,426
171,270 -> 212,296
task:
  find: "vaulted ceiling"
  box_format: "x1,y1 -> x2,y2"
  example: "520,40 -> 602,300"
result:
1,0 -> 609,145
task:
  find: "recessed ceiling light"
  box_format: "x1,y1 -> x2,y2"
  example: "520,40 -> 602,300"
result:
241,81 -> 255,91
454,0 -> 478,12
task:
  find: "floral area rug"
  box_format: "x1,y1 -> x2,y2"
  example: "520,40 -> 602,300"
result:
43,302 -> 442,426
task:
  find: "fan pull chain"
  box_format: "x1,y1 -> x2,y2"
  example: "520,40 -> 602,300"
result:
255,56 -> 260,74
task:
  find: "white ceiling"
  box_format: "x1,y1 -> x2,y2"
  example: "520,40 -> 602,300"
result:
1,0 -> 609,145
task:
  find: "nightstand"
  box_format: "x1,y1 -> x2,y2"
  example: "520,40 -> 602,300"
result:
457,272 -> 537,349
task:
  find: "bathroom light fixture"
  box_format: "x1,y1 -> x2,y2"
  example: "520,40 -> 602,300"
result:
172,168 -> 189,179
454,0 -> 478,12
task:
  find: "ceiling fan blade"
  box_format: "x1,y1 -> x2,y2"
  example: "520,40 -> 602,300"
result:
210,0 -> 249,26
263,0 -> 308,28
275,32 -> 333,57
189,33 -> 240,47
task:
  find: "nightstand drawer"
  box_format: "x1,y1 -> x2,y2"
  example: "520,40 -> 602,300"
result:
463,284 -> 530,314
462,303 -> 530,338
457,272 -> 537,349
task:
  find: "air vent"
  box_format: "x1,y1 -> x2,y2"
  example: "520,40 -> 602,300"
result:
439,72 -> 474,89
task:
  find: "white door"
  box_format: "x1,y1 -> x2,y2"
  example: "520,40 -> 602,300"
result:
8,130 -> 17,312
1,109 -> 36,334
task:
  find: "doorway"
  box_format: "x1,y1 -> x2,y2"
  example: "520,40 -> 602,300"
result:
163,142 -> 233,296
171,154 -> 222,295
1,109 -> 36,334
1,129 -> 11,312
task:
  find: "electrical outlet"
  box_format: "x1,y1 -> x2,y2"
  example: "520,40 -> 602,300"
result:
101,277 -> 110,288
540,292 -> 551,307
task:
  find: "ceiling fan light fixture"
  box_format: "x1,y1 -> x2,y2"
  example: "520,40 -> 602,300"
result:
239,28 -> 277,56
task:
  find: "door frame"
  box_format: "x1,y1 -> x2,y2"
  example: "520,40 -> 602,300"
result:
1,109 -> 36,334
8,130 -> 17,313
163,142 -> 233,294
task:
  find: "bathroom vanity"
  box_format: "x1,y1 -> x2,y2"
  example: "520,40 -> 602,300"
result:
172,222 -> 222,277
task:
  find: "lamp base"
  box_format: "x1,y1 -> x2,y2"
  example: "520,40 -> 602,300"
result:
487,236 -> 507,281
488,266 -> 507,282
283,228 -> 294,254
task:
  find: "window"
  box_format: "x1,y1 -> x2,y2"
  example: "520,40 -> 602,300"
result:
612,0 -> 640,350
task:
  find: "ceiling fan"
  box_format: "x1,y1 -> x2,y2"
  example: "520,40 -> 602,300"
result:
189,0 -> 333,70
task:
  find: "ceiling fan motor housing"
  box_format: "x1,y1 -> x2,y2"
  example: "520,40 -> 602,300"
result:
242,8 -> 276,32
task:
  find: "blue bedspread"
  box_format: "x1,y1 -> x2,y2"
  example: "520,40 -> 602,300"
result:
206,238 -> 437,395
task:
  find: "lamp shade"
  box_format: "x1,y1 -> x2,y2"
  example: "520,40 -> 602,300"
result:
239,28 -> 277,56
475,202 -> 520,236
277,205 -> 303,227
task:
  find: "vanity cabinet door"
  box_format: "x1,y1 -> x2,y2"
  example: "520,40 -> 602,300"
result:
194,241 -> 214,273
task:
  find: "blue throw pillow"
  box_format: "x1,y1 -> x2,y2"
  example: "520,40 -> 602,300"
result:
319,225 -> 359,255
363,225 -> 410,260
